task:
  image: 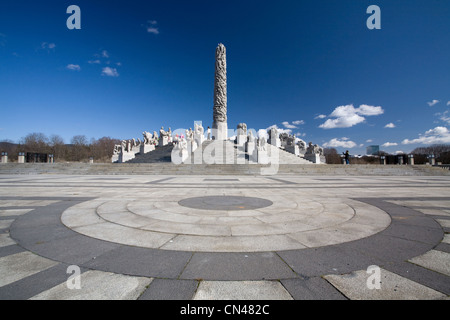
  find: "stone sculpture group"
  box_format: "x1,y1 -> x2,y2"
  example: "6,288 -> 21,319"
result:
112,43 -> 326,165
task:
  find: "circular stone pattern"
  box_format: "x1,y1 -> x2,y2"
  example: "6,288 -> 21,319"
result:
61,192 -> 391,253
178,196 -> 273,211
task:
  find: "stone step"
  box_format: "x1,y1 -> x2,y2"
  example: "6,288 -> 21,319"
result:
184,140 -> 314,165
1,163 -> 449,176
125,144 -> 174,163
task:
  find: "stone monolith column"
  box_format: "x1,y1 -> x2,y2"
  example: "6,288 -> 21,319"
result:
212,43 -> 228,140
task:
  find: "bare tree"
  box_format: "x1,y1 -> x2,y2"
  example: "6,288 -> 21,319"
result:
49,134 -> 66,161
323,148 -> 342,164
90,137 -> 121,161
70,135 -> 89,161
20,132 -> 49,154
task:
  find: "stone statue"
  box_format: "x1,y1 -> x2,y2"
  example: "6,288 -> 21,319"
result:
159,127 -> 168,138
121,140 -> 127,152
318,146 -> 324,156
184,128 -> 193,140
297,139 -> 306,152
279,132 -> 289,143
143,131 -> 152,145
195,123 -> 204,135
258,136 -> 267,151
268,127 -> 278,139
173,135 -> 181,150
179,138 -> 188,151
113,144 -> 121,155
248,130 -> 255,142
286,135 -> 296,146
237,123 -> 247,135
306,142 -> 323,155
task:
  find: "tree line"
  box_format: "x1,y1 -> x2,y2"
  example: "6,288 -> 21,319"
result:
2,134 -> 449,164
323,144 -> 450,164
0,133 -> 121,163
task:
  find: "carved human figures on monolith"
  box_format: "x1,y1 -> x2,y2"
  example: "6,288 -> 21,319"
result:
212,43 -> 228,140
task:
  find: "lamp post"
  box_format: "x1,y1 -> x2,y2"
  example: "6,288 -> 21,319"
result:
18,152 -> 25,163
428,154 -> 435,166
1,152 -> 8,163
380,155 -> 386,165
408,154 -> 414,165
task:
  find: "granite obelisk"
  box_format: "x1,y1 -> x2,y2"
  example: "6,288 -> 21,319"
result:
212,43 -> 228,140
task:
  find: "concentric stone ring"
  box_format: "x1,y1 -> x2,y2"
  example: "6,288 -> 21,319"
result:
61,192 -> 391,252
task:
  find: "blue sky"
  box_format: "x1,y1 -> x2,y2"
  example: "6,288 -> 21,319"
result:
0,0 -> 449,154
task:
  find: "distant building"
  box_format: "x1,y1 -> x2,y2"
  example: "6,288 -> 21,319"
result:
366,145 -> 380,156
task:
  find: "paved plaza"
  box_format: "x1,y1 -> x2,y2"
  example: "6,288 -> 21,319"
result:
0,172 -> 449,301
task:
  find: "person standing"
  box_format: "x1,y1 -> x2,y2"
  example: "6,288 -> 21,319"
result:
343,150 -> 350,165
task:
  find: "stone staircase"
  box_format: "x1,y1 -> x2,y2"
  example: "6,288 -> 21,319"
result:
2,139 -> 449,176
184,140 -> 314,165
126,144 -> 174,163
1,162 -> 449,176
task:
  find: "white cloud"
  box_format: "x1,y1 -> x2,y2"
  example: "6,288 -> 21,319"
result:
366,139 -> 373,143
66,64 -> 81,71
384,123 -> 396,128
438,111 -> 450,125
281,121 -> 297,129
382,142 -> 398,147
319,104 -> 384,129
266,124 -> 292,135
323,138 -> 357,148
101,67 -> 119,77
88,59 -> 101,64
357,104 -> 384,116
41,42 -> 56,51
0,33 -> 6,46
281,120 -> 305,129
145,20 -> 160,34
402,126 -> 450,145
147,27 -> 159,34
101,50 -> 109,58
427,99 -> 440,107
257,129 -> 268,140
315,114 -> 327,119
447,101 -> 450,106
319,113 -> 365,129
